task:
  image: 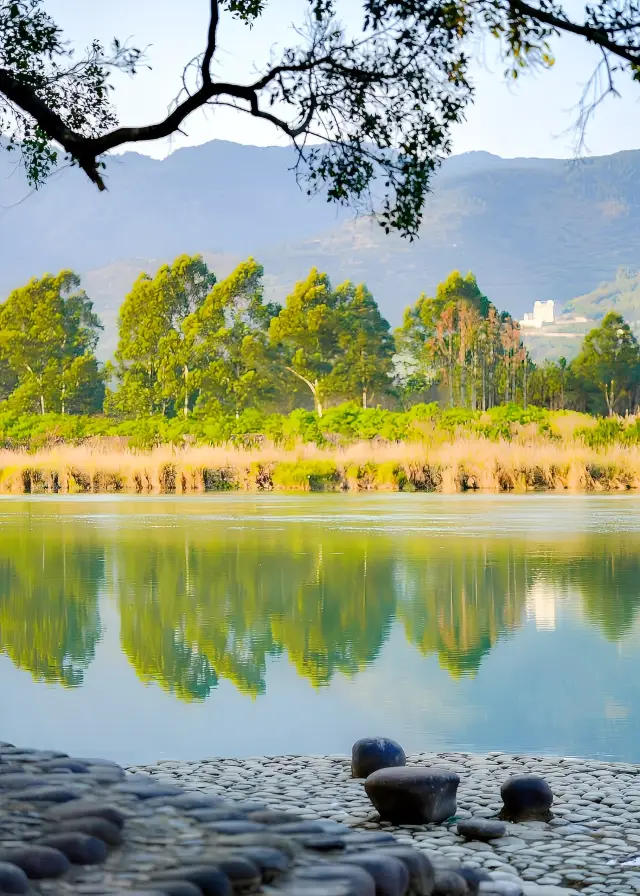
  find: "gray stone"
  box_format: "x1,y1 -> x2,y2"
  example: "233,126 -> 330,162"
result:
378,846 -> 436,895
433,869 -> 469,895
296,864 -> 376,896
500,778 -> 553,822
54,815 -> 123,846
341,853 -> 410,896
233,846 -> 291,881
45,799 -> 127,828
142,884 -> 203,896
365,767 -> 460,824
156,866 -> 232,896
458,819 -> 507,842
352,738 -> 407,779
36,833 -> 109,864
0,845 -> 70,879
0,862 -> 29,894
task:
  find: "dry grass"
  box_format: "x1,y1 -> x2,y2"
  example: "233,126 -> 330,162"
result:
2,437 -> 640,494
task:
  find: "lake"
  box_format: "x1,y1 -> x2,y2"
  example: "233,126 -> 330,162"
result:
1,494 -> 639,766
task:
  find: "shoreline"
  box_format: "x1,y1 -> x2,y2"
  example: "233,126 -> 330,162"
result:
2,438 -> 640,494
128,750 -> 640,894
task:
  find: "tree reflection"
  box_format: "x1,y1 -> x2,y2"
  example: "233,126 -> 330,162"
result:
0,529 -> 102,686
2,515 -> 640,698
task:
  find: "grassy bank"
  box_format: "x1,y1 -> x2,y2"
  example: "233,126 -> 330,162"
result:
3,437 -> 640,494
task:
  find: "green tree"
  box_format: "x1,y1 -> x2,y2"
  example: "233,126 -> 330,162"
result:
106,255 -> 216,418
329,282 -> 395,408
191,259 -> 280,417
573,312 -> 640,416
270,269 -> 342,418
0,271 -> 103,414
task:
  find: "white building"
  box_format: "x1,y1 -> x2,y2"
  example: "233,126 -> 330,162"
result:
520,300 -> 555,329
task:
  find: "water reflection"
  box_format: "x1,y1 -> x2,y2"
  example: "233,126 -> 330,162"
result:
0,507 -> 639,700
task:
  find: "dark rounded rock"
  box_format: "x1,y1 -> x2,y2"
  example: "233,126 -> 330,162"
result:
364,767 -> 460,824
87,765 -> 127,783
0,845 -> 70,879
228,801 -> 266,814
342,853 -> 410,896
0,774 -> 47,789
301,834 -> 346,851
164,794 -> 225,811
158,866 -> 231,896
54,815 -> 123,846
39,759 -> 90,774
246,809 -> 304,824
45,799 -> 127,828
433,869 -> 469,895
344,832 -> 397,848
352,738 -> 406,779
479,882 -> 523,896
114,781 -> 184,799
500,775 -> 553,821
194,856 -> 260,890
271,821 -> 328,835
457,866 -> 493,894
9,785 -> 82,803
215,832 -> 299,859
36,833 -> 108,865
187,809 -> 246,823
205,821 -> 266,835
457,819 -> 506,842
378,846 -> 435,896
297,863 -> 376,896
144,883 -> 203,896
0,861 -> 29,894
76,756 -> 123,768
232,846 -> 290,882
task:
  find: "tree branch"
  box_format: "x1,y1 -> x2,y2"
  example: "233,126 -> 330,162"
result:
506,0 -> 640,68
201,0 -> 220,87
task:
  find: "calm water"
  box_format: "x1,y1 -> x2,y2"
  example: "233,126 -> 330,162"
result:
1,494 -> 640,765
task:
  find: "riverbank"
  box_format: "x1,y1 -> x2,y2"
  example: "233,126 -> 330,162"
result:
128,750 -> 640,894
3,438 -> 640,493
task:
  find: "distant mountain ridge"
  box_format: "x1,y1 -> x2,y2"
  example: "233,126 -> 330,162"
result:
2,140 -> 640,357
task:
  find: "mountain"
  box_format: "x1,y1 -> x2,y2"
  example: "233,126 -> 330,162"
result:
3,140 -> 640,357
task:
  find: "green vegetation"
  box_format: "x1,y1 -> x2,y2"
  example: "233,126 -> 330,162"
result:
3,257 -> 638,432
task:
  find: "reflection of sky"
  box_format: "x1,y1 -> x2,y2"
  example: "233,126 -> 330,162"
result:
1,495 -> 640,764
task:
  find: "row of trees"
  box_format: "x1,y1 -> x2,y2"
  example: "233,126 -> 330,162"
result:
1,255 -> 639,419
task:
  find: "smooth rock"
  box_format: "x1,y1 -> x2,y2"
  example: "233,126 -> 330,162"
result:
143,884 -> 203,896
233,846 -> 291,882
206,820 -> 266,835
365,767 -> 460,824
8,785 -> 81,803
378,846 -> 436,896
36,832 -> 108,864
187,809 -> 246,823
458,866 -> 493,893
198,855 -> 261,890
0,845 -> 70,879
248,809 -> 304,825
458,819 -> 507,842
433,869 -> 469,895
342,853 -> 410,896
54,815 -> 123,846
479,884 -> 523,896
114,781 -> 184,799
157,866 -> 232,896
162,794 -> 225,811
296,863 -> 376,896
0,862 -> 29,894
500,777 -> 553,821
39,758 -> 90,773
301,834 -> 346,851
46,799 -> 127,828
344,832 -> 398,848
352,738 -> 407,779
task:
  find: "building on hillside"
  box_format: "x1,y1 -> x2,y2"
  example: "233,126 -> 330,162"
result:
520,299 -> 555,329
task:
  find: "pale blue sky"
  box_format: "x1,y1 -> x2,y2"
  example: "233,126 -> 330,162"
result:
49,0 -> 639,159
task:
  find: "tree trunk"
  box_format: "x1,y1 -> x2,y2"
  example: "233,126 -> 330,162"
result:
481,358 -> 486,412
40,394 -> 45,415
362,388 -> 367,409
183,365 -> 189,418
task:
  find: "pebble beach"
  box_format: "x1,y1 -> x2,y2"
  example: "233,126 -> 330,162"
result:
129,750 -> 640,895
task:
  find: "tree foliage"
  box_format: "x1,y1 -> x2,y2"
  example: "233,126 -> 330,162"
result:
2,0 -> 638,236
572,312 -> 640,416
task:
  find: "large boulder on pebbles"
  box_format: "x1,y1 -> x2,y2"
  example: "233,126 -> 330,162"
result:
364,767 -> 459,824
351,737 -> 406,779
500,775 -> 553,821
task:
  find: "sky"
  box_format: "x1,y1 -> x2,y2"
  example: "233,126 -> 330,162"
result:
47,0 -> 640,160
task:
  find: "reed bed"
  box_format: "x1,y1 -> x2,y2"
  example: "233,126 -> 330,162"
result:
2,437 -> 640,494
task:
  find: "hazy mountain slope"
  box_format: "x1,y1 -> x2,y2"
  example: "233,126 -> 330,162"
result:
564,268 -> 640,327
3,140 -> 640,357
